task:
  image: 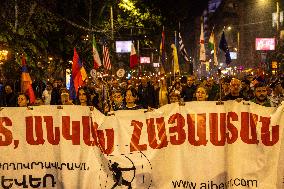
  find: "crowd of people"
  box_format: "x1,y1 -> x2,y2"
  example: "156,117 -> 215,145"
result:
0,73 -> 284,114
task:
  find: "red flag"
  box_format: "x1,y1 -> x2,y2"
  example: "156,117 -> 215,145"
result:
130,43 -> 138,69
71,48 -> 87,95
21,55 -> 35,104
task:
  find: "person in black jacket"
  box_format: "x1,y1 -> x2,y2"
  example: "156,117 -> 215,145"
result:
223,78 -> 244,101
50,78 -> 63,105
137,76 -> 155,109
3,84 -> 17,107
181,75 -> 196,102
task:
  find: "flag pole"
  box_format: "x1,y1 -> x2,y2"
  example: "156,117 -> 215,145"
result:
174,31 -> 176,79
138,40 -> 140,75
110,6 -> 114,49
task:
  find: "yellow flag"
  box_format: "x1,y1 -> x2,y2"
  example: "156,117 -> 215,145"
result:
171,44 -> 180,74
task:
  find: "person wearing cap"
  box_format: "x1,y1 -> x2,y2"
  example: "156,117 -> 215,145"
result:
251,82 -> 271,107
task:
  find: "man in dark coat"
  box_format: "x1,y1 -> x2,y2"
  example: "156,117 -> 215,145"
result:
181,75 -> 196,102
3,84 -> 17,107
137,76 -> 156,109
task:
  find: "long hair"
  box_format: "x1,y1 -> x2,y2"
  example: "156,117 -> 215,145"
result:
76,86 -> 91,106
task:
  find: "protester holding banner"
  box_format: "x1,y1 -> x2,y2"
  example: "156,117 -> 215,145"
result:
76,86 -> 92,106
240,79 -> 254,101
60,87 -> 73,105
110,89 -> 126,111
137,76 -> 156,109
3,84 -> 17,107
251,82 -> 271,107
181,75 -> 196,102
205,77 -> 219,101
195,86 -> 208,101
125,87 -> 142,110
50,78 -> 63,105
17,93 -> 29,107
158,77 -> 169,107
169,92 -> 181,103
223,78 -> 244,101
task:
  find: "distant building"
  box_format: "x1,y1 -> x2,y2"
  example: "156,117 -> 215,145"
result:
203,0 -> 284,71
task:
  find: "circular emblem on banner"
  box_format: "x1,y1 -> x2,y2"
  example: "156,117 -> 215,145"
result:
116,69 -> 125,78
98,145 -> 153,189
90,69 -> 96,78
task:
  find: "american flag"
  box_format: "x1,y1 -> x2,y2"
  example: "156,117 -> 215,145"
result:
103,44 -> 111,70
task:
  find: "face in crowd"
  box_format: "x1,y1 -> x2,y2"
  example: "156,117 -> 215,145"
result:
112,91 -> 123,105
206,78 -> 214,88
17,94 -> 29,107
141,77 -> 148,87
112,80 -> 119,89
78,88 -> 88,105
222,82 -> 230,93
46,84 -> 52,91
255,86 -> 268,102
53,79 -> 62,88
195,87 -> 208,101
5,85 -> 13,94
60,88 -> 70,105
187,76 -> 194,86
230,78 -> 242,95
125,89 -> 137,105
169,93 -> 180,103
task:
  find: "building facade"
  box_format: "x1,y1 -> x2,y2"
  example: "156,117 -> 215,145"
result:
203,0 -> 283,72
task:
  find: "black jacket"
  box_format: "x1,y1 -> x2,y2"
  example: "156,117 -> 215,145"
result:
181,84 -> 197,102
137,83 -> 156,109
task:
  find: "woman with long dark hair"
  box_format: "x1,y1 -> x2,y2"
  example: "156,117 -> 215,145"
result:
76,86 -> 91,106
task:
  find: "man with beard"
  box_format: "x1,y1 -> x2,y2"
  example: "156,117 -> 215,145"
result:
251,82 -> 271,107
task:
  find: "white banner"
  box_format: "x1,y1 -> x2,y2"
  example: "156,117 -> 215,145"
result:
1,101 -> 284,189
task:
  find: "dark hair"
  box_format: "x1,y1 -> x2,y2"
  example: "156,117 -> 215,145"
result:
242,79 -> 250,85
55,78 -> 63,82
254,82 -> 267,89
46,81 -> 52,86
76,86 -> 91,105
17,92 -> 30,106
